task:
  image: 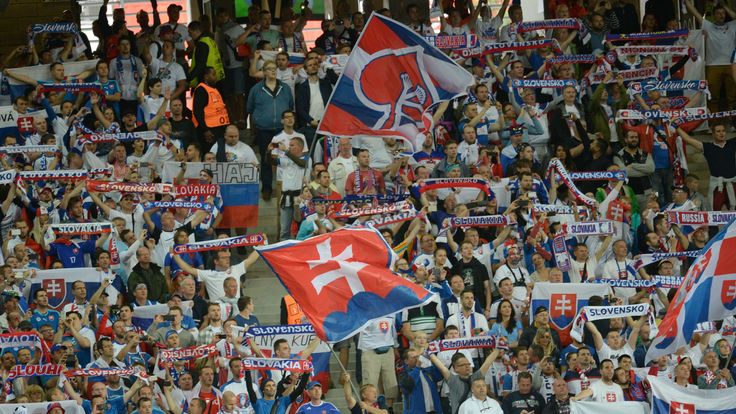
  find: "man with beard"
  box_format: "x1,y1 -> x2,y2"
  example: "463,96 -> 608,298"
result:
614,130 -> 655,209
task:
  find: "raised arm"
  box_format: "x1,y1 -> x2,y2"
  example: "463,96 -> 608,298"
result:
677,126 -> 703,152
90,93 -> 113,129
428,353 -> 452,381
88,191 -> 113,217
585,321 -> 605,351
171,252 -> 200,277
684,0 -> 704,26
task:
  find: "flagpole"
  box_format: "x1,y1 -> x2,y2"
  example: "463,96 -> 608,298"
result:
327,343 -> 364,409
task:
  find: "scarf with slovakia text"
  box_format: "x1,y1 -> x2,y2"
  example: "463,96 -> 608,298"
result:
628,79 -> 710,99
570,304 -> 651,342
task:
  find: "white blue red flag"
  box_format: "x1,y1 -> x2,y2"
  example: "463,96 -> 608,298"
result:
646,219 -> 736,363
255,227 -> 433,342
24,268 -> 106,311
649,375 -> 736,413
316,13 -> 474,150
531,282 -> 612,346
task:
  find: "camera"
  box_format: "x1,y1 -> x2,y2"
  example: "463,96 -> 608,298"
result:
10,229 -> 20,237
163,315 -> 176,322
335,18 -> 344,26
216,334 -> 228,339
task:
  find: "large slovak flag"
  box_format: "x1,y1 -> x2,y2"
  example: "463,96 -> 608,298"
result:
24,268 -> 112,311
531,282 -> 612,346
255,227 -> 433,342
316,13 -> 474,151
646,219 -> 736,363
649,375 -> 736,413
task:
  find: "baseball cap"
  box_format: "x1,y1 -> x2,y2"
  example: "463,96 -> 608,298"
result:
51,344 -> 66,352
534,306 -> 549,316
306,381 -> 322,390
165,330 -> 178,340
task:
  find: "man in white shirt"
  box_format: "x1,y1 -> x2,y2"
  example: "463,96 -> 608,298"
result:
601,240 -> 637,301
357,316 -> 399,409
210,125 -> 259,164
445,290 -> 489,364
586,319 -> 641,368
145,39 -> 187,100
273,137 -> 309,240
172,249 -> 260,300
572,359 -> 625,403
458,377 -> 504,414
327,137 -> 357,196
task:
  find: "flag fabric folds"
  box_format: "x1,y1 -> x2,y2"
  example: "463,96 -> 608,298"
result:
316,13 -> 474,150
255,227 -> 433,342
646,219 -> 736,362
649,375 -> 736,413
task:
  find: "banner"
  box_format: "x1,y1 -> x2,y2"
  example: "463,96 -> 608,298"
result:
553,234 -> 572,271
446,215 -> 513,228
666,210 -> 736,226
241,358 -> 313,372
531,283 -> 611,346
0,401 -> 85,414
259,50 -> 305,66
24,268 -> 106,311
162,162 -> 259,228
50,222 -> 112,236
0,332 -> 42,353
570,304 -> 649,342
173,233 -> 266,254
247,324 -> 331,388
131,303 -> 170,330
570,401 -> 649,414
6,60 -> 98,100
649,375 -> 736,413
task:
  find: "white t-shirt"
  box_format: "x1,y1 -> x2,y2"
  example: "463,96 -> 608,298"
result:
569,257 -> 598,283
598,342 -> 635,368
197,261 -> 247,300
589,380 -> 624,403
154,23 -> 191,51
149,58 -> 186,96
141,95 -> 169,122
109,204 -> 145,235
327,156 -> 357,196
357,316 -> 397,350
458,396 -> 504,414
446,312 -> 489,358
271,131 -> 308,181
702,20 -> 736,65
601,258 -> 636,301
210,141 -> 259,164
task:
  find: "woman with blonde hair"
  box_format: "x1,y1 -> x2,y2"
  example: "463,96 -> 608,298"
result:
533,326 -> 559,363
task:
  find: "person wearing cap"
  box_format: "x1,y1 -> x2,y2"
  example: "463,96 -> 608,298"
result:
663,184 -> 697,212
153,4 -> 190,63
519,306 -> 562,350
293,381 -> 339,414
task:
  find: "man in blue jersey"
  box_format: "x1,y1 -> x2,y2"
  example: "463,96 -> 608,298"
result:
295,382 -> 340,414
30,288 -> 61,331
244,371 -> 308,414
41,224 -> 109,268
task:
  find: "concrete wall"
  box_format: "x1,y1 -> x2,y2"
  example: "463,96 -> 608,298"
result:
0,0 -> 72,58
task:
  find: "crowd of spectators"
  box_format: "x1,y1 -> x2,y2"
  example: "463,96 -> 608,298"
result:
0,0 -> 736,413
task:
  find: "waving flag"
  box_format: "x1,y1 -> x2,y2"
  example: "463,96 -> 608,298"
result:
649,375 -> 736,413
255,227 -> 433,342
24,268 -> 105,311
531,283 -> 612,346
317,13 -> 474,151
646,219 -> 736,363
6,59 -> 98,101
570,401 -> 649,414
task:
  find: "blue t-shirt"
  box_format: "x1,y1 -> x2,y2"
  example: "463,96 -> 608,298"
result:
49,238 -> 97,268
652,138 -> 671,169
31,308 -> 60,331
164,251 -> 204,280
295,402 -> 340,414
82,395 -> 126,414
234,314 -> 260,328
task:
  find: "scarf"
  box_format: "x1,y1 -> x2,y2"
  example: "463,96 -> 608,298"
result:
18,169 -> 111,181
560,221 -> 614,236
633,250 -> 702,270
363,209 -> 419,228
568,170 -> 627,181
86,180 -> 173,193
553,234 -> 572,271
605,45 -> 697,64
241,358 -> 313,372
593,275 -> 683,289
424,34 -> 478,49
584,67 -> 658,87
141,200 -> 213,212
427,336 -> 504,353
50,222 -> 112,236
0,332 -> 43,352
159,343 -> 219,361
628,79 -> 710,99
413,178 -> 493,196
39,83 -> 104,95
80,130 -> 161,144
546,54 -> 598,65
605,29 -> 689,43
509,18 -> 585,37
451,39 -> 561,60
0,145 -> 58,154
533,204 -> 589,216
446,215 -> 513,228
512,79 -> 578,89
671,109 -> 736,127
330,201 -> 410,219
570,304 -> 650,342
0,170 -> 17,185
173,233 -> 265,254
546,158 -> 597,207
666,210 -> 736,226
615,107 -> 707,121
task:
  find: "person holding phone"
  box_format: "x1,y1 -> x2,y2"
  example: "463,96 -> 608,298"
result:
146,307 -> 196,347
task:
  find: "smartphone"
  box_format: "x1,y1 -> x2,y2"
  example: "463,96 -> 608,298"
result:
11,229 -> 20,237
163,315 -> 176,322
432,268 -> 441,278
216,334 -> 227,339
